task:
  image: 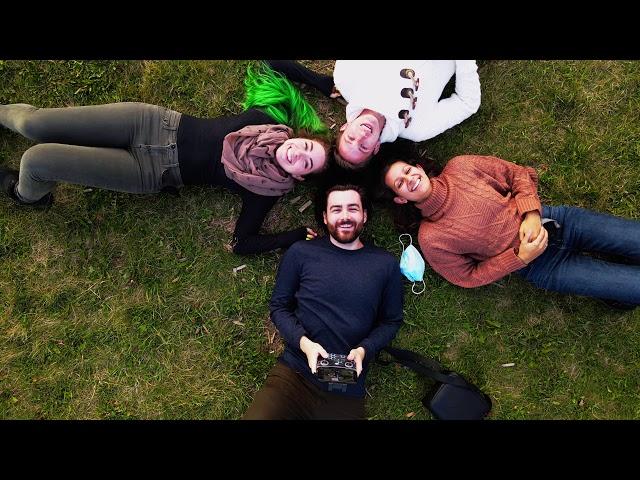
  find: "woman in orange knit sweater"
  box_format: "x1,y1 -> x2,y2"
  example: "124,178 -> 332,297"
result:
381,153 -> 640,308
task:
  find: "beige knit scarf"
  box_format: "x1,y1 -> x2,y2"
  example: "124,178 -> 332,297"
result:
221,124 -> 294,196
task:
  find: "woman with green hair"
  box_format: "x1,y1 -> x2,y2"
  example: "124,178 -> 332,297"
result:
0,62 -> 331,254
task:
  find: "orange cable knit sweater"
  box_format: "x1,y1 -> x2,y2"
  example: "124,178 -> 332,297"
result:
416,155 -> 542,288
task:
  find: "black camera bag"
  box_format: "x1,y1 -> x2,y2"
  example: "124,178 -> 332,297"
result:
379,346 -> 492,420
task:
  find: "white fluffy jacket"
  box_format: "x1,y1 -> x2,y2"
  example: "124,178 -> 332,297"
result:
333,60 -> 481,143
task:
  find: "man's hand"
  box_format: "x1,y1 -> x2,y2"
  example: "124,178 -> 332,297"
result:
347,347 -> 366,377
519,211 -> 542,243
517,226 -> 548,264
299,336 -> 328,374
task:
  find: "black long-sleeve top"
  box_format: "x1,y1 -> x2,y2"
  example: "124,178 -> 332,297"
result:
177,108 -> 306,255
270,236 -> 404,397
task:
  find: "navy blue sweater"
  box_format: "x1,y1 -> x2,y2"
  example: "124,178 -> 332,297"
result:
270,236 -> 404,397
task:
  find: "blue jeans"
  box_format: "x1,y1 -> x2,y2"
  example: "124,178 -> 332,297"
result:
516,205 -> 640,305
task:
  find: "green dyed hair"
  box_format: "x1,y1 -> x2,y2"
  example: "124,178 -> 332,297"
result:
243,62 -> 328,135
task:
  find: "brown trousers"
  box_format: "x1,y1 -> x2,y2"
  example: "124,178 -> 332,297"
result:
243,362 -> 365,420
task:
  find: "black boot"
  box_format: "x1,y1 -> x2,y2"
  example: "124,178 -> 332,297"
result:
0,167 -> 18,194
0,167 -> 53,208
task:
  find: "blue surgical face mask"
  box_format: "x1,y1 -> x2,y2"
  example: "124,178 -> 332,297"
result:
399,233 -> 426,294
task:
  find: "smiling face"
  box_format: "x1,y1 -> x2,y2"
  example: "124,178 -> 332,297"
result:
384,161 -> 432,204
336,112 -> 383,166
323,189 -> 367,246
275,138 -> 327,178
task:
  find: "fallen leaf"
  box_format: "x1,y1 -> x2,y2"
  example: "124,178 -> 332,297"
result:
298,200 -> 312,213
233,264 -> 247,274
406,412 -> 416,418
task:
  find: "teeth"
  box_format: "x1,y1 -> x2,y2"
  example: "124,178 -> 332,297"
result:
411,177 -> 421,192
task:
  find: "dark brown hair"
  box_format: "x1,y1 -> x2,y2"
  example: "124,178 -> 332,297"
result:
323,184 -> 367,211
373,139 -> 443,235
296,129 -> 333,174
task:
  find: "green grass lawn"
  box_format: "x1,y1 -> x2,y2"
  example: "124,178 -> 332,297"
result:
0,60 -> 639,419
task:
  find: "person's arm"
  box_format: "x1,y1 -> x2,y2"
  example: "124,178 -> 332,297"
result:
354,261 -> 404,362
462,155 -> 542,216
404,60 -> 481,142
232,190 -> 307,255
266,60 -> 335,97
269,246 -> 308,349
426,244 -> 527,288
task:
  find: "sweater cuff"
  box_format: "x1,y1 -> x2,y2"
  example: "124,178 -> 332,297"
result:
498,248 -> 528,273
516,196 -> 542,216
356,340 -> 374,361
293,327 -> 308,352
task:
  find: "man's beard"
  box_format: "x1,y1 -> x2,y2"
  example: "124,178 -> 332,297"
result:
327,219 -> 365,244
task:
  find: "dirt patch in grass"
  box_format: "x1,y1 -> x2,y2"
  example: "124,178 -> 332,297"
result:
594,350 -> 627,375
180,285 -> 213,312
258,314 -> 283,356
30,239 -> 64,268
562,360 -> 582,381
3,322 -> 28,344
442,330 -> 472,363
208,215 -> 236,235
